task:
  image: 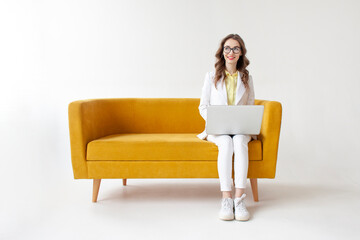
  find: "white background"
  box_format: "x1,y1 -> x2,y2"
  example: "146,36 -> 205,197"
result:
1,0 -> 359,239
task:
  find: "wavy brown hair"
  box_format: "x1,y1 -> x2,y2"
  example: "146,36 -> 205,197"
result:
214,34 -> 250,89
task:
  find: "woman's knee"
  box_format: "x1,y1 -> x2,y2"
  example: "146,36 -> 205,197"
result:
233,134 -> 251,146
217,135 -> 233,151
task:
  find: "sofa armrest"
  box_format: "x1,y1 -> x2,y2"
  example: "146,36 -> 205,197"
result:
68,99 -> 119,179
255,100 -> 282,177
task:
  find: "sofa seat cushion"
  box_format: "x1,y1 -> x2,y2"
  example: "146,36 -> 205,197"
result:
87,133 -> 262,161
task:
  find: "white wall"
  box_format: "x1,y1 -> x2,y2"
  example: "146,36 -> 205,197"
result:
1,0 -> 360,227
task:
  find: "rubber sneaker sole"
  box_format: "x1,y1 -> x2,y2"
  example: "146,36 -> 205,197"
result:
235,214 -> 250,221
219,213 -> 234,221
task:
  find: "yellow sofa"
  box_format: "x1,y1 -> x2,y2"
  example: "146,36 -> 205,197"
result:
68,98 -> 282,202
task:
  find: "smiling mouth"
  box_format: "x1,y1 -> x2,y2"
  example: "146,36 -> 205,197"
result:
227,57 -> 235,60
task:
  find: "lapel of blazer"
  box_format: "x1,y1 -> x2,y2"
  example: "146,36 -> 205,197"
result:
235,72 -> 246,105
215,75 -> 228,105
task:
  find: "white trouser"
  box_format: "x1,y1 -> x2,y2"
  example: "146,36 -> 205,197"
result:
207,134 -> 251,191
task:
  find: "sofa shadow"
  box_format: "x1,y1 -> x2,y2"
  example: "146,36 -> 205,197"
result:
89,179 -> 356,221
100,179 -> 221,202
98,179 -> 346,216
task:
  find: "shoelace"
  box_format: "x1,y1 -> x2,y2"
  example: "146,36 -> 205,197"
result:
235,200 -> 247,211
222,198 -> 233,209
234,194 -> 247,210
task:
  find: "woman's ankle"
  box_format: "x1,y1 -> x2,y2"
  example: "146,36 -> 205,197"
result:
222,191 -> 232,198
234,188 -> 245,198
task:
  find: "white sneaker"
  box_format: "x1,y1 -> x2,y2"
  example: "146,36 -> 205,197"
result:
234,194 -> 250,221
219,198 -> 234,220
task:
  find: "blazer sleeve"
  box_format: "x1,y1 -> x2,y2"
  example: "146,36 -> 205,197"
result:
246,74 -> 258,140
198,72 -> 211,121
246,75 -> 255,105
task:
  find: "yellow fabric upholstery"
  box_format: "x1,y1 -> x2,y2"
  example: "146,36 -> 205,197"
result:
87,133 -> 262,161
68,98 -> 282,179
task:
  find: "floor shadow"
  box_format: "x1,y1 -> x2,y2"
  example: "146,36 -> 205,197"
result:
99,179 -> 353,210
101,179 -> 221,202
93,179 -> 359,220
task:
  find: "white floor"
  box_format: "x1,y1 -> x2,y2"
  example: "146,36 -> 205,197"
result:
2,162 -> 360,240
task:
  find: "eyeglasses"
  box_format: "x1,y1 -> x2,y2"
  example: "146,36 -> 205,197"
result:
223,46 -> 241,54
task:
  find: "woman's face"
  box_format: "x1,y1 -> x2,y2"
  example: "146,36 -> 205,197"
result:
223,38 -> 242,65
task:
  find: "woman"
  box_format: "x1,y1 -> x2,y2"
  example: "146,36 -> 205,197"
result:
197,33 -> 256,221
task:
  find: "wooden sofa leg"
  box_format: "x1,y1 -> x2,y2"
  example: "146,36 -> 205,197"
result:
92,179 -> 101,202
250,178 -> 259,202
123,179 -> 127,186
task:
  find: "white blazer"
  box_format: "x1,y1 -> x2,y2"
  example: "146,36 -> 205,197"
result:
197,70 -> 257,141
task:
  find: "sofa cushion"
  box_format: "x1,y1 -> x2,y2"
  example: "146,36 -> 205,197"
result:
87,133 -> 262,161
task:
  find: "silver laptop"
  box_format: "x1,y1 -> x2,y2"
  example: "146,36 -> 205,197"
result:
206,105 -> 264,135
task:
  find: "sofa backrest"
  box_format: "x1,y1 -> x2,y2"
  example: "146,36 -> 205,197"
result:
84,98 -> 205,133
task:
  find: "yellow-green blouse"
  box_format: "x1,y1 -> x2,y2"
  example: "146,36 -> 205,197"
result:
224,70 -> 238,105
